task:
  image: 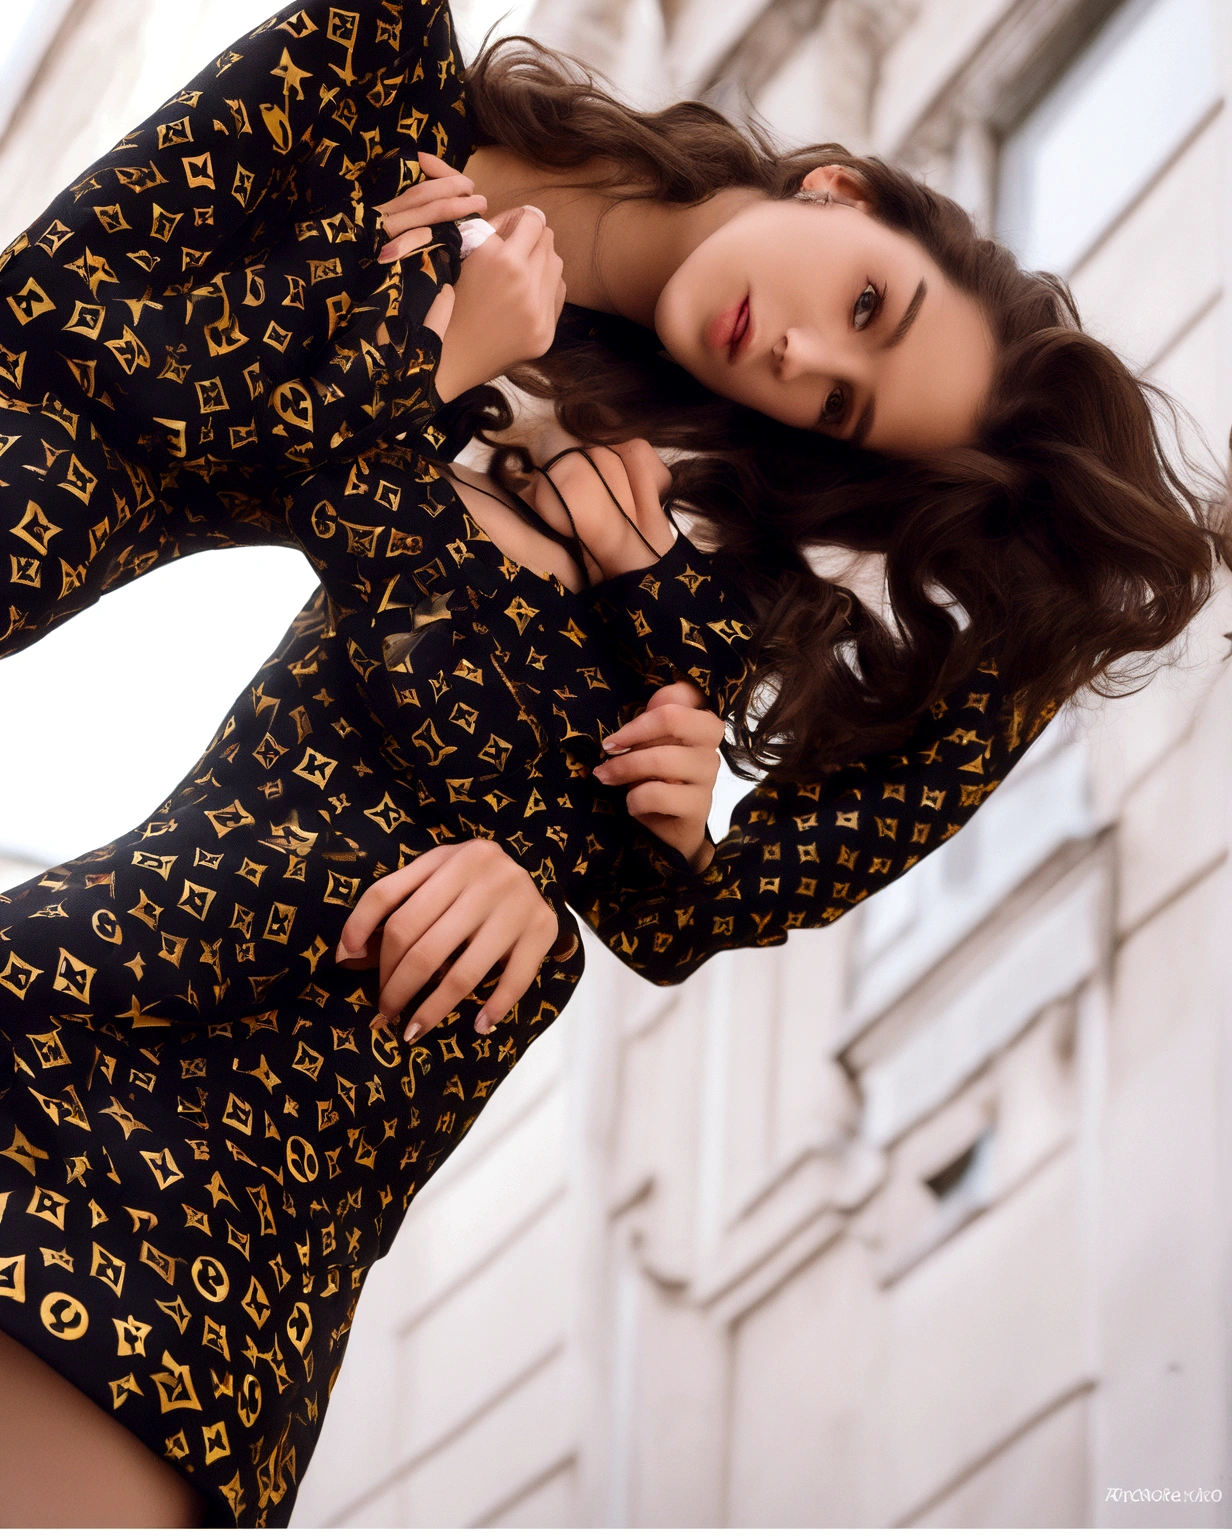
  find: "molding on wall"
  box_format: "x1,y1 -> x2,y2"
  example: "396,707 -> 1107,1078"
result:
887,0 -> 1124,167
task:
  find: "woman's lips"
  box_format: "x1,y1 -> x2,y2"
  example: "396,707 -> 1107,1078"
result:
705,294 -> 752,364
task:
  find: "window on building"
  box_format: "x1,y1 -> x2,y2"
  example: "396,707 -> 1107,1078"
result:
997,0 -> 1219,276
924,1131 -> 991,1204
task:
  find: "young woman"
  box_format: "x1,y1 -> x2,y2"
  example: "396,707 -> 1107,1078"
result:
0,0 -> 1222,1525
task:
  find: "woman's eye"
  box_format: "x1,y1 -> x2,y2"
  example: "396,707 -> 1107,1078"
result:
821,386 -> 845,425
853,283 -> 880,331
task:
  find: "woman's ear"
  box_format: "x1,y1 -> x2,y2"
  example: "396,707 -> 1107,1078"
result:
801,164 -> 873,211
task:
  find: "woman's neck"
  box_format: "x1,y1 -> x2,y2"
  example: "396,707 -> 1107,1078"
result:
464,146 -> 763,330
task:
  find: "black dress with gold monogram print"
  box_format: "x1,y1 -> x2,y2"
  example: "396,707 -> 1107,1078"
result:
0,0 -> 1049,1525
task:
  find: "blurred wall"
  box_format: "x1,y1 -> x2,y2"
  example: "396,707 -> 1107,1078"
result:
0,0 -> 1227,1527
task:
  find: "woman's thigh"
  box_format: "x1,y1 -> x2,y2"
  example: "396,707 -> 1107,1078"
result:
0,1327 -> 203,1528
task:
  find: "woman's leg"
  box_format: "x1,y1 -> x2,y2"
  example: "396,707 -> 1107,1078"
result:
0,1328 -> 204,1527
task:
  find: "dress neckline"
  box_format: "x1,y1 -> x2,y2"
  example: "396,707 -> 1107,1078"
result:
432,462 -> 581,605
431,458 -> 683,609
443,463 -> 588,596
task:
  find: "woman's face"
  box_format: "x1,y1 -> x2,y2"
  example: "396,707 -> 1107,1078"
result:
654,167 -> 996,456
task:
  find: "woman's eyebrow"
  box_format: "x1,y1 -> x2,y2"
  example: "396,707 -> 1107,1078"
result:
882,278 -> 927,350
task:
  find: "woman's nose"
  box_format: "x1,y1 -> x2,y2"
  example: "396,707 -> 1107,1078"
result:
774,327 -> 821,383
775,327 -> 859,385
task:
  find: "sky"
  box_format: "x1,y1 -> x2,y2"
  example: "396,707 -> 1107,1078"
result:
0,548 -> 321,865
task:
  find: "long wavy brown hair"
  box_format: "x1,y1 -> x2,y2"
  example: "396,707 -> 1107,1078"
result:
463,36 -> 1228,780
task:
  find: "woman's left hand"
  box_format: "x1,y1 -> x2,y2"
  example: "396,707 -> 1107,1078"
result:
593,680 -> 725,871
335,839 -> 565,1040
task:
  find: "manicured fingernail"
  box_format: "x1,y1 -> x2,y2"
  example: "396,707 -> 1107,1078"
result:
522,204 -> 547,223
593,764 -> 609,781
377,246 -> 396,264
601,738 -> 628,754
336,940 -> 359,961
403,1021 -> 420,1042
474,1011 -> 494,1035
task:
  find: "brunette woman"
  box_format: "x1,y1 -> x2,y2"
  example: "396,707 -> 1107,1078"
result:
0,0 -> 1221,1525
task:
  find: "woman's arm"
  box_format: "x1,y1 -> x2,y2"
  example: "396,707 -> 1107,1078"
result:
574,660 -> 1049,985
330,683 -> 727,1039
0,2 -> 478,653
330,662 -> 1042,1023
0,3 -> 477,480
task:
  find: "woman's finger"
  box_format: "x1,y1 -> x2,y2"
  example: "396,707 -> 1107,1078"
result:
377,865 -> 491,995
644,680 -> 707,712
376,172 -> 477,215
624,779 -> 705,821
594,743 -> 714,788
381,192 -> 487,239
379,893 -> 502,1024
336,923 -> 382,970
375,172 -> 474,225
501,204 -> 550,259
374,841 -> 529,1006
402,916 -> 523,1037
484,205 -> 529,240
468,930 -> 554,1034
378,227 -> 431,264
416,149 -> 458,180
603,702 -> 725,753
338,846 -> 454,960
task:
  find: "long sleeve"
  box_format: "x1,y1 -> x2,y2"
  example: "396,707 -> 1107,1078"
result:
575,538 -> 1051,983
1,0 -> 469,658
579,667 -> 1049,983
0,0 -> 470,478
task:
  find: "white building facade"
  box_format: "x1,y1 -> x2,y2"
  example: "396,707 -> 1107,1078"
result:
0,0 -> 1229,1526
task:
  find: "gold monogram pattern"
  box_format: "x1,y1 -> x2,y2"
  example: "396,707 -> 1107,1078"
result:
583,569 -> 1054,978
0,0 -> 1048,1527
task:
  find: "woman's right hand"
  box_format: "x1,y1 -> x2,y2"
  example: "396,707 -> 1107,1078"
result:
335,839 -> 569,1042
374,148 -> 564,400
422,204 -> 566,402
375,150 -> 490,256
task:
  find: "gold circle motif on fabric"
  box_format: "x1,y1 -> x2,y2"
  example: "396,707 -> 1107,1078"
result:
191,1254 -> 231,1303
286,1135 -> 319,1183
40,1291 -> 89,1340
237,1373 -> 263,1428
